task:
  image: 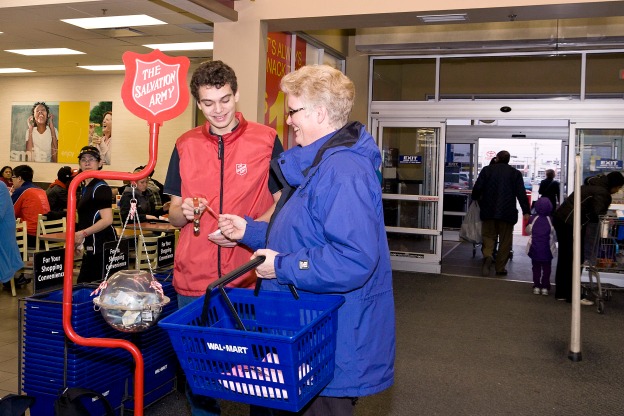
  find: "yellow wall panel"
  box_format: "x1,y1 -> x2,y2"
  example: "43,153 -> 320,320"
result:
58,101 -> 90,164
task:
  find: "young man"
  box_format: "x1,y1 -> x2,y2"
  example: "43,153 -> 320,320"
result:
164,60 -> 282,416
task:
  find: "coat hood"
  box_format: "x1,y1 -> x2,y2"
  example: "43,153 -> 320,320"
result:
534,196 -> 553,215
278,121 -> 381,188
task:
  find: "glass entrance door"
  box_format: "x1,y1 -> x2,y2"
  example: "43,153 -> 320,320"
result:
373,120 -> 445,273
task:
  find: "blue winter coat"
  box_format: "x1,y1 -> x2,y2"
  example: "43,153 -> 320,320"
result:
0,185 -> 23,283
527,197 -> 555,262
242,121 -> 395,398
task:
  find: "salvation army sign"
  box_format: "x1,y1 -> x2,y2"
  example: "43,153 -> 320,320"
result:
121,50 -> 190,124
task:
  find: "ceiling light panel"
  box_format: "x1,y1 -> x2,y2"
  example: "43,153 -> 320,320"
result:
78,65 -> 126,71
62,15 -> 166,30
0,68 -> 35,74
417,14 -> 468,23
5,48 -> 84,56
143,42 -> 214,51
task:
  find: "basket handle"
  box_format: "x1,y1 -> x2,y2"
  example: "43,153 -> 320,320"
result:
201,256 -> 266,329
254,277 -> 299,300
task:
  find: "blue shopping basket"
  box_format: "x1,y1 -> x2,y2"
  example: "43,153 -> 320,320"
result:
158,257 -> 344,412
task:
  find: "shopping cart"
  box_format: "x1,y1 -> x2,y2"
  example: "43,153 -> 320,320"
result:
159,257 -> 345,412
584,215 -> 624,313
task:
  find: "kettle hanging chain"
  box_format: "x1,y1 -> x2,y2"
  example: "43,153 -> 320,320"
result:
91,183 -> 159,296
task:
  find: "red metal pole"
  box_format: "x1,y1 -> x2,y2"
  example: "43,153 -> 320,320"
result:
62,122 -> 161,416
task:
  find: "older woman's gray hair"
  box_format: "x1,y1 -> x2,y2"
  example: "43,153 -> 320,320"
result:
280,65 -> 355,129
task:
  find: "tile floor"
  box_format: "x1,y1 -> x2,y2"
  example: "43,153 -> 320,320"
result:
0,281 -> 30,398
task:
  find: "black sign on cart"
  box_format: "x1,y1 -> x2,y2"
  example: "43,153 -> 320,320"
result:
33,248 -> 65,293
102,239 -> 130,277
157,235 -> 176,268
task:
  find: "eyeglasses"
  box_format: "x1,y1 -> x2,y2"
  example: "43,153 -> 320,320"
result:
287,107 -> 305,117
79,157 -> 97,163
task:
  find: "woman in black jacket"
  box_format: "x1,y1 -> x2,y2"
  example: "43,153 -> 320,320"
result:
553,171 -> 624,303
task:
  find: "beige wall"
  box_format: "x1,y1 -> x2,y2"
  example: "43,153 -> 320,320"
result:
0,73 -> 195,185
213,0 -> 622,123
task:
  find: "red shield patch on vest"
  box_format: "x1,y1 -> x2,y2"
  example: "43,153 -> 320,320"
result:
236,164 -> 247,176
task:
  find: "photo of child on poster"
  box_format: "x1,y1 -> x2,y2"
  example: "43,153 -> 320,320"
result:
10,101 -> 113,164
10,101 -> 59,163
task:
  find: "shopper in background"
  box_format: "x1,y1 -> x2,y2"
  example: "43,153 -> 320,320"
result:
46,166 -> 77,219
119,167 -> 169,224
133,165 -> 170,207
526,197 -> 557,296
1,166 -> 13,190
164,60 -> 283,416
0,183 -> 23,288
553,171 -> 624,304
11,164 -> 50,248
74,146 -> 117,284
538,169 -> 560,214
219,65 -> 395,416
26,101 -> 58,162
472,150 -> 531,277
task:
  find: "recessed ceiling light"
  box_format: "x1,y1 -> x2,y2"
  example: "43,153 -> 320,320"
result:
5,48 -> 84,56
62,14 -> 166,29
417,13 -> 468,23
143,42 -> 214,51
0,68 -> 35,74
78,65 -> 126,71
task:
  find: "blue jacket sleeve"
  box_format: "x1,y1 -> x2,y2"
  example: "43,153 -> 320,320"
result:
239,216 -> 268,251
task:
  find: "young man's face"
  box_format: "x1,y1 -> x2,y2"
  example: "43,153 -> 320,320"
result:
196,84 -> 240,136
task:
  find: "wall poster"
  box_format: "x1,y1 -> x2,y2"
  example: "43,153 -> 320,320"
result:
10,101 -> 113,164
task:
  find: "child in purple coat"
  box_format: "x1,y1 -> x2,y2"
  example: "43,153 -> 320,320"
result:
526,197 -> 557,295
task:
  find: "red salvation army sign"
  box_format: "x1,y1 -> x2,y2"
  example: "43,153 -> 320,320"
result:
121,50 -> 190,124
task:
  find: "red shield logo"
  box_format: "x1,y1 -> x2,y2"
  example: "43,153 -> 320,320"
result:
121,50 -> 190,125
236,164 -> 248,176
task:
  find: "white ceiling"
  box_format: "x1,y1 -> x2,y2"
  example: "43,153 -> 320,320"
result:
3,1 -> 624,77
0,0 -> 215,76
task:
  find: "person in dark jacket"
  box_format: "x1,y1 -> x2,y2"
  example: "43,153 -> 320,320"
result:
119,168 -> 169,224
538,169 -> 560,214
526,197 -> 556,296
553,171 -> 624,304
46,165 -> 77,218
472,150 -> 531,276
219,65 -> 395,415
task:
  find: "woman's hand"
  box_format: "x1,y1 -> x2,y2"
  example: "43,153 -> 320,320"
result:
207,229 -> 237,247
253,249 -> 279,279
27,116 -> 34,129
218,214 -> 247,241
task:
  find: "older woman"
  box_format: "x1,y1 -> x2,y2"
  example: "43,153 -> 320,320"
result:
220,65 -> 395,415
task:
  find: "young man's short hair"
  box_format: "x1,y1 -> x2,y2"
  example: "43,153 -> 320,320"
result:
190,60 -> 238,101
13,165 -> 34,182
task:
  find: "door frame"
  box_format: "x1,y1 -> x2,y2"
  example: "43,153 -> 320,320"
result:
371,118 -> 446,273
